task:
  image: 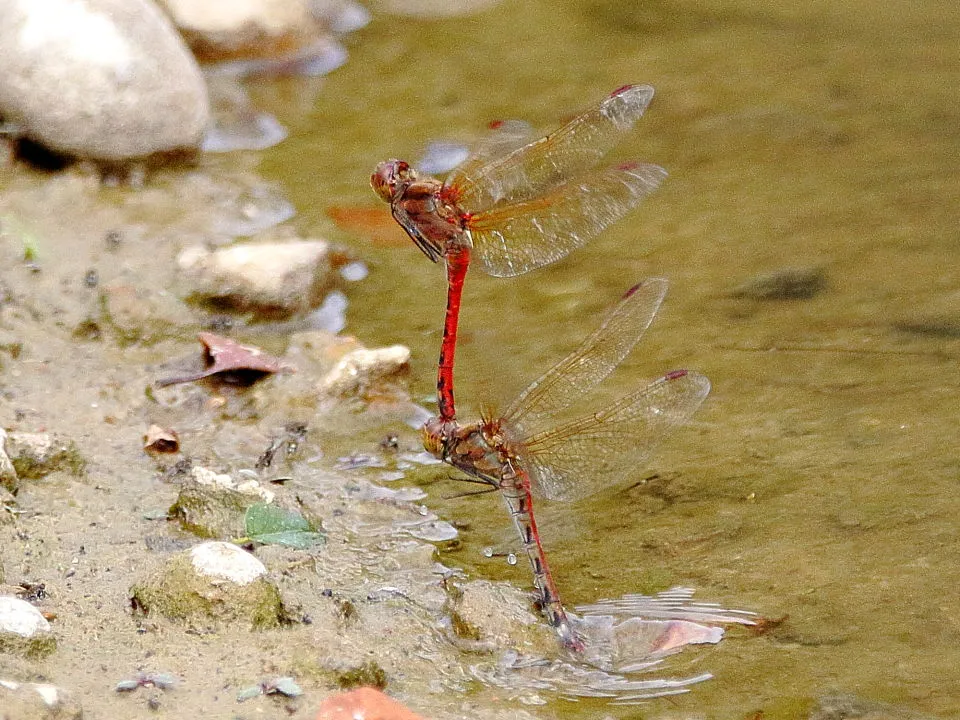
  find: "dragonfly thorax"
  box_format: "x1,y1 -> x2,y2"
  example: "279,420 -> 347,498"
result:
422,418 -> 509,486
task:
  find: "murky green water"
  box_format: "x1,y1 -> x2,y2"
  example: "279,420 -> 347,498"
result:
261,1 -> 959,716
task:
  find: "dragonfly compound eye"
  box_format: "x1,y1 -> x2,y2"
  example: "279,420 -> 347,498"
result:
371,160 -> 416,203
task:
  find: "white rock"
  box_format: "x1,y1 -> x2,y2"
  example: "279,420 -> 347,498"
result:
190,542 -> 267,585
178,240 -> 331,315
191,466 -> 274,503
0,0 -> 210,160
0,596 -> 51,637
319,345 -> 411,396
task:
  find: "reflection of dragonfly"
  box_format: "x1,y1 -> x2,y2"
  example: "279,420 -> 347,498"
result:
372,85 -> 666,422
421,279 -> 710,650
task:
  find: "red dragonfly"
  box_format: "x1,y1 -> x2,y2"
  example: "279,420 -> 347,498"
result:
420,279 -> 710,651
371,84 -> 666,422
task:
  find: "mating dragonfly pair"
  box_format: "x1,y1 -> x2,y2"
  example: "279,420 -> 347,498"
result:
372,85 -> 712,652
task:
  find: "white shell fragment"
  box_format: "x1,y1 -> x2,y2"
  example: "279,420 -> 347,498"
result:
0,596 -> 51,637
189,542 -> 267,585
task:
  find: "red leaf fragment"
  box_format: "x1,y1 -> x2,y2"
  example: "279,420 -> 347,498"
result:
156,332 -> 294,387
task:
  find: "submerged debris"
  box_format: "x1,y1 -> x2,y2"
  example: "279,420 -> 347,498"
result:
811,693 -> 941,720
731,266 -> 828,300
326,205 -> 410,248
893,317 -> 960,339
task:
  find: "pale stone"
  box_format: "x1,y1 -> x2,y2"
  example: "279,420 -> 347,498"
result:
319,345 -> 411,396
190,541 -> 267,585
0,596 -> 51,637
178,240 -> 332,315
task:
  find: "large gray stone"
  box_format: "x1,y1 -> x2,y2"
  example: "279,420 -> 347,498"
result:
0,0 -> 210,160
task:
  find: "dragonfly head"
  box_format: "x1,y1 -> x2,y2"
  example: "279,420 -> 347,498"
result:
421,416 -> 450,459
371,159 -> 417,203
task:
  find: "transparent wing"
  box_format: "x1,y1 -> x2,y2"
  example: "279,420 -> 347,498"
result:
466,162 -> 666,277
502,278 -> 669,438
444,84 -> 656,213
440,119 -> 535,186
515,371 -> 711,502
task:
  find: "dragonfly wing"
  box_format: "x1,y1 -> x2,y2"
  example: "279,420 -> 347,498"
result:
466,162 -> 666,277
447,84 -> 656,212
502,277 -> 669,438
442,119 -> 536,195
515,371 -> 711,502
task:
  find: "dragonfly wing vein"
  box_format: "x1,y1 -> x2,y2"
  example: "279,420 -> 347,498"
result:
468,163 -> 667,278
450,84 -> 656,213
517,371 -> 711,502
503,277 -> 668,438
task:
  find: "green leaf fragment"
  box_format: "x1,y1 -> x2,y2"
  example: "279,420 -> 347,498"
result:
244,502 -> 324,549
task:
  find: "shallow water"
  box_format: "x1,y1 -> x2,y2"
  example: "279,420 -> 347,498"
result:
255,1 -> 960,716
